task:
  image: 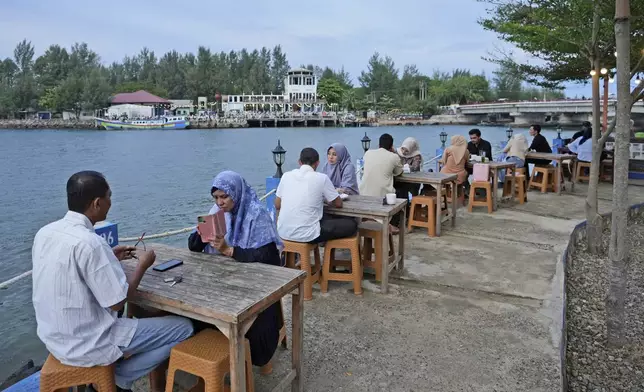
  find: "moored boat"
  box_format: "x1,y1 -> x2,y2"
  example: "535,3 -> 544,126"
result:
95,116 -> 190,130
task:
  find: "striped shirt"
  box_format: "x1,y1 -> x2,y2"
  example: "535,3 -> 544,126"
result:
32,211 -> 138,366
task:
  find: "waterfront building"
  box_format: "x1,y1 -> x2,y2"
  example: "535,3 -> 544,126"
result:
169,99 -> 194,116
222,68 -> 326,115
110,90 -> 171,117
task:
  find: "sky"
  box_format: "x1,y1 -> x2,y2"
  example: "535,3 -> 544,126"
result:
0,0 -> 597,97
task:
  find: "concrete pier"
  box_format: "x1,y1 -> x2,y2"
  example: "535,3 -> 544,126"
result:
131,181 -> 644,392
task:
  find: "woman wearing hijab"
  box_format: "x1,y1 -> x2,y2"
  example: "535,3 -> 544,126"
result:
188,171 -> 283,369
503,133 -> 529,168
440,135 -> 470,185
320,143 -> 359,195
397,137 -> 423,172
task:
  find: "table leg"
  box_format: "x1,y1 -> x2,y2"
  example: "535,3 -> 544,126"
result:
397,208 -> 406,271
555,160 -> 562,195
450,181 -> 457,228
380,220 -> 390,294
229,323 -> 247,392
492,168 -> 499,211
571,159 -> 577,192
435,183 -> 442,236
291,282 -> 304,392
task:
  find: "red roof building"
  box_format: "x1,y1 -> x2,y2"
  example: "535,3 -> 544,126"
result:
111,90 -> 170,105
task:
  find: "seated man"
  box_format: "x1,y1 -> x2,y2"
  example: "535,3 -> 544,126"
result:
32,171 -> 193,392
525,124 -> 553,178
360,133 -> 404,231
466,128 -> 493,162
275,147 -> 357,243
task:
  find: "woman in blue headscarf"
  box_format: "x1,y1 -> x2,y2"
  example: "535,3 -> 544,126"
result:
320,143 -> 359,195
188,171 -> 283,368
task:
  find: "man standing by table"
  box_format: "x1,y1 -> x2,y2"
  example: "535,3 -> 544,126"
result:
32,171 -> 193,392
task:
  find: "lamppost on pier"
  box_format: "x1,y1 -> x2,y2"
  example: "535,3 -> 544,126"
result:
506,127 -> 513,140
272,140 -> 286,178
361,132 -> 371,154
439,131 -> 448,147
557,126 -> 563,139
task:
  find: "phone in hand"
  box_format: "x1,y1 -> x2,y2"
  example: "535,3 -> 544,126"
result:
152,259 -> 183,272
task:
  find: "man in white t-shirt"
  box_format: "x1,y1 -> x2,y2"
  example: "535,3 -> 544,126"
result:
275,147 -> 358,243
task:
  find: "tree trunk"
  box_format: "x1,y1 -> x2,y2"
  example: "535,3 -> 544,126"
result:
586,57 -> 603,254
606,0 -> 631,348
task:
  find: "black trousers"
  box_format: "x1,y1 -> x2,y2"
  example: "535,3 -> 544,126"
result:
310,215 -> 358,243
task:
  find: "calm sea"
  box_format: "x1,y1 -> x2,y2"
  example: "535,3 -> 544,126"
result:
0,124 -> 568,380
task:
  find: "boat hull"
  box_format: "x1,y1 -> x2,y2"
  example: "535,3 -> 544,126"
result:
95,119 -> 190,130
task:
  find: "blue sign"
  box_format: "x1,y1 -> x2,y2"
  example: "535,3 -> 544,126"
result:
94,221 -> 118,247
265,177 -> 281,222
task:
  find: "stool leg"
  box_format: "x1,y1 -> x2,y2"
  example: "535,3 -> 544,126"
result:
486,185 -> 493,213
279,300 -> 287,349
300,250 -> 314,301
320,248 -> 331,293
428,201 -> 437,237
313,246 -> 321,277
165,365 -> 177,392
468,189 -> 475,212
363,237 -> 373,264
350,242 -> 363,295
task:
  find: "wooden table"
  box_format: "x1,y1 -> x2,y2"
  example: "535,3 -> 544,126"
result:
324,195 -> 406,294
466,161 -> 516,210
121,244 -> 307,392
525,152 -> 578,195
395,172 -> 458,235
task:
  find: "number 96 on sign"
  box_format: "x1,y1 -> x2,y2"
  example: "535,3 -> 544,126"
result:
94,221 -> 118,247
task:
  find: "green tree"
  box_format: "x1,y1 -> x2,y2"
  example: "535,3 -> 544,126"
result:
317,78 -> 345,105
358,52 -> 399,100
83,68 -> 111,111
12,40 -> 37,111
33,45 -> 69,91
480,0 -> 644,255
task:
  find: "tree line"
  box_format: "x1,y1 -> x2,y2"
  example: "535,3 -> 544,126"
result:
0,40 -> 563,118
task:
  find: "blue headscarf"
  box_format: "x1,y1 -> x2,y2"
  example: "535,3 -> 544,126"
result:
320,143 -> 359,195
211,171 -> 282,249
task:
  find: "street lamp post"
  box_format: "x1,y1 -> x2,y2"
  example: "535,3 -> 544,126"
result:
557,126 -> 563,139
271,140 -> 286,178
361,132 -> 371,154
506,127 -> 513,140
439,131 -> 448,147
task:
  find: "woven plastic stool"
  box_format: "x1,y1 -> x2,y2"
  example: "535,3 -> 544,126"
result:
282,240 -> 321,300
320,235 -> 362,295
359,220 -> 394,281
165,329 -> 253,392
407,195 -> 437,237
40,354 -> 116,392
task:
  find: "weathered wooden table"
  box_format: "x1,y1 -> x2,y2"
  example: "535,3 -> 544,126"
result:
526,152 -> 578,195
466,161 -> 516,210
395,172 -> 458,235
121,244 -> 307,392
324,195 -> 406,294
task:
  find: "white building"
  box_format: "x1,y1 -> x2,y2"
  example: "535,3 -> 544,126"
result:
222,68 -> 324,114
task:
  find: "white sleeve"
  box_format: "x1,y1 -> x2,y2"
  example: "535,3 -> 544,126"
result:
568,138 -> 580,153
276,177 -> 285,198
322,176 -> 340,203
83,242 -> 129,308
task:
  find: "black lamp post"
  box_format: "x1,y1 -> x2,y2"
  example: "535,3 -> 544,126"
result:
556,126 -> 562,139
272,140 -> 286,178
439,131 -> 448,147
361,132 -> 371,153
506,127 -> 513,140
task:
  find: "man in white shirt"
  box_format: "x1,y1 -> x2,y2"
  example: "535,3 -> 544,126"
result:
275,147 -> 358,243
359,133 -> 404,198
32,171 -> 193,392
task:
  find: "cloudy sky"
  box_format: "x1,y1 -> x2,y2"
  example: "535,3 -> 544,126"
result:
1,0 -> 595,97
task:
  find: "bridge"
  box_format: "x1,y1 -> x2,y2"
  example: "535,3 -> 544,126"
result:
455,99 -> 644,127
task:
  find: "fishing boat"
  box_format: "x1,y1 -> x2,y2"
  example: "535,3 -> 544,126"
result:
95,116 -> 190,130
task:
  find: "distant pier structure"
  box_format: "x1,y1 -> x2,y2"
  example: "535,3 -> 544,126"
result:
222,68 -> 339,128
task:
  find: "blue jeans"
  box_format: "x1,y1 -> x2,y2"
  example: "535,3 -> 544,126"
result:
505,156 -> 525,168
115,316 -> 194,389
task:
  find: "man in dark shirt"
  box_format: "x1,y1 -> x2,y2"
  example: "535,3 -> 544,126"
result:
525,124 -> 553,179
467,129 -> 493,161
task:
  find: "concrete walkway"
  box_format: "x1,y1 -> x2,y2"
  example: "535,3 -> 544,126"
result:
156,182 -> 644,392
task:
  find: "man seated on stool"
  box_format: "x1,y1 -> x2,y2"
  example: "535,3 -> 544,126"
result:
275,148 -> 358,243
359,133 -> 404,233
32,171 -> 193,392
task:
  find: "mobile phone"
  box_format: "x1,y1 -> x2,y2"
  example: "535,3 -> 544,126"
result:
153,259 -> 183,272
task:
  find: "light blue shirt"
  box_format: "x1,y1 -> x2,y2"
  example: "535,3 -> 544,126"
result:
568,137 -> 593,163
